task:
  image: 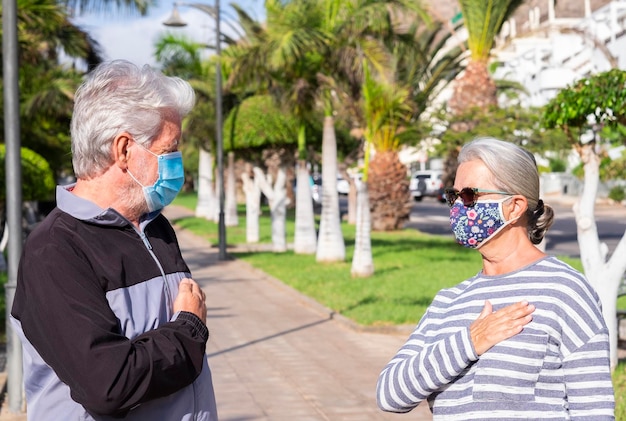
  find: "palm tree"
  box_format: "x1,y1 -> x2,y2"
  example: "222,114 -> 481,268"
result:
351,62 -> 414,276
447,0 -> 523,114
355,20 -> 465,229
226,0 -> 328,255
440,0 -> 523,189
313,0 -> 430,263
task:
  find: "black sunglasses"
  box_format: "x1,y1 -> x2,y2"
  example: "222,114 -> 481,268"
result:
444,187 -> 514,207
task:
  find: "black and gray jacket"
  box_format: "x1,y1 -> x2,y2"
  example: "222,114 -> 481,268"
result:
11,185 -> 217,420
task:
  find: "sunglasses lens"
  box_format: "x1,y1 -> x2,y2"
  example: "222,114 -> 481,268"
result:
458,188 -> 476,206
445,188 -> 477,207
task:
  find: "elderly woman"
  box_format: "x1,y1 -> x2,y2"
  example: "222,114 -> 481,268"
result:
376,137 -> 614,420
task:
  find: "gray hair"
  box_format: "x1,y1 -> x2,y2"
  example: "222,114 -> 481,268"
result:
71,60 -> 196,179
458,137 -> 554,244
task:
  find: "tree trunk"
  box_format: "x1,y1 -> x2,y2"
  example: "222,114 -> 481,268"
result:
225,151 -> 239,227
368,151 -> 411,231
316,116 -> 345,262
347,179 -> 357,225
195,148 -> 217,220
445,59 -> 498,188
351,180 -> 374,277
241,167 -> 261,243
294,160 -> 317,254
254,166 -> 288,253
448,60 -> 497,115
575,143 -> 626,370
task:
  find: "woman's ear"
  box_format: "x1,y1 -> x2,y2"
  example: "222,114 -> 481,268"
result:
113,133 -> 132,170
508,195 -> 529,221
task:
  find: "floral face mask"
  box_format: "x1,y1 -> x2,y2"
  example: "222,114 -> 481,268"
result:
449,197 -> 516,249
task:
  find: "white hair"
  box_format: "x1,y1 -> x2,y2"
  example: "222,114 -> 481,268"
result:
70,60 -> 195,179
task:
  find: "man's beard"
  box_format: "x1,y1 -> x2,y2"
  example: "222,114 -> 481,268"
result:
122,175 -> 151,217
124,152 -> 154,217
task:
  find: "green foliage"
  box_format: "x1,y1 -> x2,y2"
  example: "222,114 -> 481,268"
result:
600,153 -> 626,181
609,186 -> 626,202
571,163 -> 585,180
613,360 -> 626,419
222,95 -> 299,151
458,0 -> 523,61
549,158 -> 567,173
542,69 -> 626,140
17,64 -> 81,175
361,62 -> 414,154
0,0 -> 103,176
0,145 -> 55,202
431,106 -> 571,156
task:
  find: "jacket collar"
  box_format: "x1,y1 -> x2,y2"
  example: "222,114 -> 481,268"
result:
56,184 -> 160,229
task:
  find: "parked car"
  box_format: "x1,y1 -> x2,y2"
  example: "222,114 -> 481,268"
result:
409,170 -> 446,203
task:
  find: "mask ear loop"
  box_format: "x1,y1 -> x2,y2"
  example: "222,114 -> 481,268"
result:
127,168 -> 146,188
475,196 -> 520,249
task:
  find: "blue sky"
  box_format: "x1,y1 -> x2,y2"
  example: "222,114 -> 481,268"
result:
71,0 -> 265,67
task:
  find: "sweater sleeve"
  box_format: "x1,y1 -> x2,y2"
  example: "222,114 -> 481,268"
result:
562,331 -> 615,420
12,240 -> 208,417
376,309 -> 478,413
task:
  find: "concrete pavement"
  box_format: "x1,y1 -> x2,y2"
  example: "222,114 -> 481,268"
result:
0,205 -> 431,420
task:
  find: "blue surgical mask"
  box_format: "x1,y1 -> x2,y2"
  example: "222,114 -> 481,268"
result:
449,197 -> 517,249
128,144 -> 184,212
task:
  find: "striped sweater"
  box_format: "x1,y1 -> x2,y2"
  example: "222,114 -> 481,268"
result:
376,257 -> 615,420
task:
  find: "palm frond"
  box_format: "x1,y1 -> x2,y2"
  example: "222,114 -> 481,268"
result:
458,0 -> 523,61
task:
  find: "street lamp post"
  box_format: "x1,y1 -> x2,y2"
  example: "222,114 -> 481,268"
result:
164,0 -> 227,261
2,0 -> 24,412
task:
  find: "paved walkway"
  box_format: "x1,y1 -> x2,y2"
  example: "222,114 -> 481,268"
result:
0,205 -> 431,420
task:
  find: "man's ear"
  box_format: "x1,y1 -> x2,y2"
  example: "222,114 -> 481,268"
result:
113,133 -> 132,170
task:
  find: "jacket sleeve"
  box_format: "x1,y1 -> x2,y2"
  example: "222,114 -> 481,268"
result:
376,309 -> 478,413
11,239 -> 208,417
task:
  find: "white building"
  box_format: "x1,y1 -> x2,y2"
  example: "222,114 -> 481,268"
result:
492,0 -> 626,107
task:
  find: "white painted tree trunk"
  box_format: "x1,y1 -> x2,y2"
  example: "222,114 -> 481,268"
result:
195,148 -> 217,220
241,170 -> 261,243
575,143 -> 626,370
316,116 -> 346,262
347,180 -> 358,225
351,181 -> 374,277
254,166 -> 289,252
294,161 -> 317,254
225,152 -> 239,227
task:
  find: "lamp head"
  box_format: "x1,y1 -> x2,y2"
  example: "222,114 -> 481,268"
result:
163,5 -> 187,27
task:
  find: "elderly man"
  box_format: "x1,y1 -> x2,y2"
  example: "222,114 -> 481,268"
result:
11,60 -> 217,420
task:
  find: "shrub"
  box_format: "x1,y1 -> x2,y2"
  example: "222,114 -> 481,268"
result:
0,145 -> 56,202
548,158 -> 567,173
609,185 -> 626,203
